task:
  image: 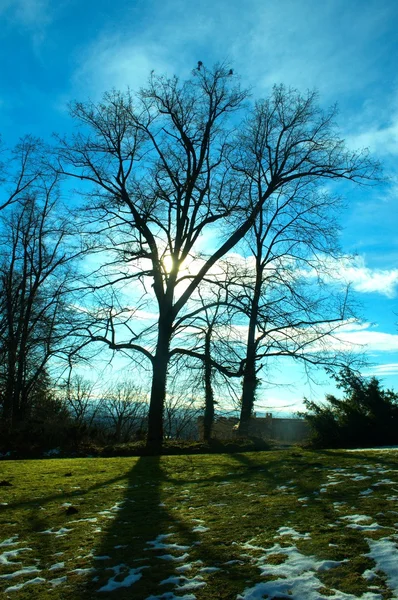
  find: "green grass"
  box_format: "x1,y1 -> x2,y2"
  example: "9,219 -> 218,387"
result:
0,448 -> 398,599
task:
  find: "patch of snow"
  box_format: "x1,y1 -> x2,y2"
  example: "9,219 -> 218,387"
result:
374,479 -> 395,486
0,547 -> 32,565
49,576 -> 67,586
347,523 -> 385,532
98,564 -> 146,592
341,515 -> 372,523
0,566 -> 41,579
5,577 -> 46,592
161,574 -> 205,592
49,562 -> 64,570
70,567 -> 97,575
276,527 -> 311,540
40,527 -> 72,536
0,536 -> 19,548
360,489 -> 374,496
192,526 -> 209,533
146,593 -> 196,600
363,569 -> 378,581
237,542 -> 379,600
366,537 -> 398,594
147,534 -> 190,552
161,575 -> 181,585
175,563 -> 192,573
157,553 -> 190,562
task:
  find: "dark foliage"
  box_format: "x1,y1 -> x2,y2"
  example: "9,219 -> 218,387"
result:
304,367 -> 398,448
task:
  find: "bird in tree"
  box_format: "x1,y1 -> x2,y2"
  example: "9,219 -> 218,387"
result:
197,61 -> 203,70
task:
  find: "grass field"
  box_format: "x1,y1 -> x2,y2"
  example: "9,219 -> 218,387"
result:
1,448 -> 398,599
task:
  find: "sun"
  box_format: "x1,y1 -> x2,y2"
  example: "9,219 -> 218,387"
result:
162,255 -> 174,274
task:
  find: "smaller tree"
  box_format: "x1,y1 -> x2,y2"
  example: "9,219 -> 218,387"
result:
99,380 -> 148,443
62,374 -> 100,429
304,367 -> 398,448
0,183 -> 81,430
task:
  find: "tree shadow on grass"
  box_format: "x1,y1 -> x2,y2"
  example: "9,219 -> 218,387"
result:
75,455 -> 256,600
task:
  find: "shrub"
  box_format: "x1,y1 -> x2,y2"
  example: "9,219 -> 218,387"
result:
303,367 -> 398,448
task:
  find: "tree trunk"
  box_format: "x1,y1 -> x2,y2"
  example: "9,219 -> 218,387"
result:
146,314 -> 173,452
238,272 -> 261,437
203,329 -> 214,442
238,351 -> 257,436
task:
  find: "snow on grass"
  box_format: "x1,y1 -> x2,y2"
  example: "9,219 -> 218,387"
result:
339,516 -> 386,532
97,564 -> 147,592
0,537 -> 19,548
175,563 -> 193,573
0,547 -> 32,565
49,576 -> 67,586
5,577 -> 46,593
366,537 -> 398,595
238,542 -> 378,600
49,562 -> 65,570
40,527 -> 72,536
146,592 -> 196,600
69,567 -> 97,575
192,525 -> 209,533
276,527 -> 311,540
341,515 -> 373,523
161,573 -> 206,591
348,523 -> 385,531
147,534 -> 190,552
0,566 -> 41,579
157,553 -> 190,562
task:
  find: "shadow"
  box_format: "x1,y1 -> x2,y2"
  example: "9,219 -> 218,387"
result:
75,455 -> 253,599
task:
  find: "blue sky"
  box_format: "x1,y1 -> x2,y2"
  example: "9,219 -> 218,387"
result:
1,0 -> 398,412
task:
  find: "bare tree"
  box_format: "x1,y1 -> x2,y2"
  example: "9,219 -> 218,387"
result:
228,187 -> 355,434
62,374 -> 100,428
0,169 -> 81,429
99,380 -> 147,442
58,67 -> 378,449
163,377 -> 201,440
0,136 -> 47,212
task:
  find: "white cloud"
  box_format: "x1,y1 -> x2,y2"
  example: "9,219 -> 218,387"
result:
365,363 -> 398,376
346,115 -> 398,157
306,255 -> 398,298
337,327 -> 398,353
71,37 -> 174,99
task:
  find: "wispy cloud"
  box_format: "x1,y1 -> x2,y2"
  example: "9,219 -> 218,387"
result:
364,363 -> 398,376
71,37 -> 174,100
306,255 -> 398,298
346,113 -> 398,157
339,328 -> 398,353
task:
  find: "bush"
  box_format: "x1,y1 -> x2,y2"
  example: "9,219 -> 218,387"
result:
303,367 -> 398,448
